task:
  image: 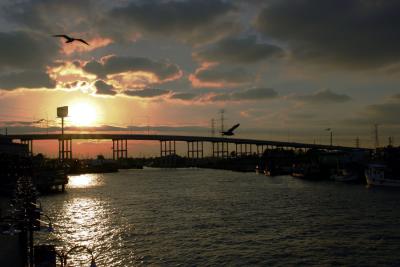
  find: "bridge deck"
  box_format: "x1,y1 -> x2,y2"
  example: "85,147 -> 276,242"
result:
4,133 -> 359,151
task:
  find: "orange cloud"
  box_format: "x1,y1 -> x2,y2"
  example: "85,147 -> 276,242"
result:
60,37 -> 113,55
108,69 -> 182,89
189,61 -> 254,88
48,61 -> 96,91
189,62 -> 225,88
108,71 -> 161,89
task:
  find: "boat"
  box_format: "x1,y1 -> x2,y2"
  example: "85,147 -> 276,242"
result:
264,165 -> 292,176
291,163 -> 324,180
255,165 -> 263,174
365,164 -> 400,187
330,168 -> 359,182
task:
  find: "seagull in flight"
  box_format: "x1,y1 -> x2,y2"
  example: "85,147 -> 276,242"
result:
221,123 -> 240,136
53,34 -> 90,45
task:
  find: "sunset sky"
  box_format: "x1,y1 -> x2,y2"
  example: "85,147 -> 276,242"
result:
0,0 -> 399,156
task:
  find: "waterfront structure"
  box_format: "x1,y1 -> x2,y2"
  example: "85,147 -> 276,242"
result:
0,136 -> 29,156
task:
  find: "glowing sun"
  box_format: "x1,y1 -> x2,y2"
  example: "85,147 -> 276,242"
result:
69,102 -> 98,126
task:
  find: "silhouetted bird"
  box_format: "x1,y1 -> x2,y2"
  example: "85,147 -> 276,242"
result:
52,34 -> 90,45
221,123 -> 240,136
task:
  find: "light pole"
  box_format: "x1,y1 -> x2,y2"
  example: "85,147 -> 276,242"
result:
325,128 -> 333,146
57,106 -> 68,161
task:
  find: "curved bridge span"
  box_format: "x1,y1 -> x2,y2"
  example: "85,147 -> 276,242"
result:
7,133 -> 358,160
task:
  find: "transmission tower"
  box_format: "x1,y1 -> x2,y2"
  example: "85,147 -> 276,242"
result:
211,118 -> 215,137
219,109 -> 225,134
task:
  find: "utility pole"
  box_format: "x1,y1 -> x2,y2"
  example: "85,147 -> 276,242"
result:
211,118 -> 215,137
325,128 -> 333,146
355,136 -> 360,148
373,124 -> 379,148
46,113 -> 49,135
388,136 -> 393,147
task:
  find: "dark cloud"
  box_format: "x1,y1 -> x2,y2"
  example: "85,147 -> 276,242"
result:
392,94 -> 400,101
0,71 -> 55,90
3,0 -> 238,45
105,0 -> 238,44
209,87 -> 278,102
170,92 -> 198,100
124,88 -> 170,98
194,35 -> 283,64
231,87 -> 277,100
3,0 -> 95,33
193,67 -> 254,86
365,95 -> 400,125
292,89 -> 351,104
0,31 -> 59,71
83,55 -> 182,81
94,80 -> 117,96
1,121 -> 36,126
256,0 -> 400,68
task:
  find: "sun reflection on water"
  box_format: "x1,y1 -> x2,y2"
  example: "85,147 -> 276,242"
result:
68,174 -> 102,188
52,197 -> 119,266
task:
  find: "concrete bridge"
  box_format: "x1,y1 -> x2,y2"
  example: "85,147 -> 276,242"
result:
6,133 -> 358,160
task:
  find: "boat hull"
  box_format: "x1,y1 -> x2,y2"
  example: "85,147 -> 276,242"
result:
331,174 -> 359,182
365,174 -> 400,187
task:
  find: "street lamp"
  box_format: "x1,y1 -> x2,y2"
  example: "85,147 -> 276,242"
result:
57,106 -> 68,161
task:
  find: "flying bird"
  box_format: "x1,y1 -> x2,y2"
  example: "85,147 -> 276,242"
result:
52,34 -> 90,46
221,123 -> 240,136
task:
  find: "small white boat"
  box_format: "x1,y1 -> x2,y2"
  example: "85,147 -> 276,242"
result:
365,164 -> 400,187
330,169 -> 358,182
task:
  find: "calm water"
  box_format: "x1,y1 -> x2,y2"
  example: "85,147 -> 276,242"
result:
37,168 -> 400,266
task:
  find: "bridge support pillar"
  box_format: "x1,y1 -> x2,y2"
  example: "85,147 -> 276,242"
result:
21,139 -> 33,157
236,143 -> 254,157
257,145 -> 266,157
160,140 -> 176,157
58,138 -> 72,160
212,141 -> 229,158
187,141 -> 203,159
113,139 -> 128,160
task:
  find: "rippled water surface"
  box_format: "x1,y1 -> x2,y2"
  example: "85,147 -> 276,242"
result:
37,168 -> 400,266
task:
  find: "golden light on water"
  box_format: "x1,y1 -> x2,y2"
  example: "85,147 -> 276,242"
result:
68,174 -> 101,188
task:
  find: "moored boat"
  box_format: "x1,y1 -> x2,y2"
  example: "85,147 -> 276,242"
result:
330,168 -> 359,182
365,164 -> 400,187
291,163 -> 324,180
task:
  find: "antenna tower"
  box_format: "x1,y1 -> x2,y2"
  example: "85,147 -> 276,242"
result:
211,118 -> 215,137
